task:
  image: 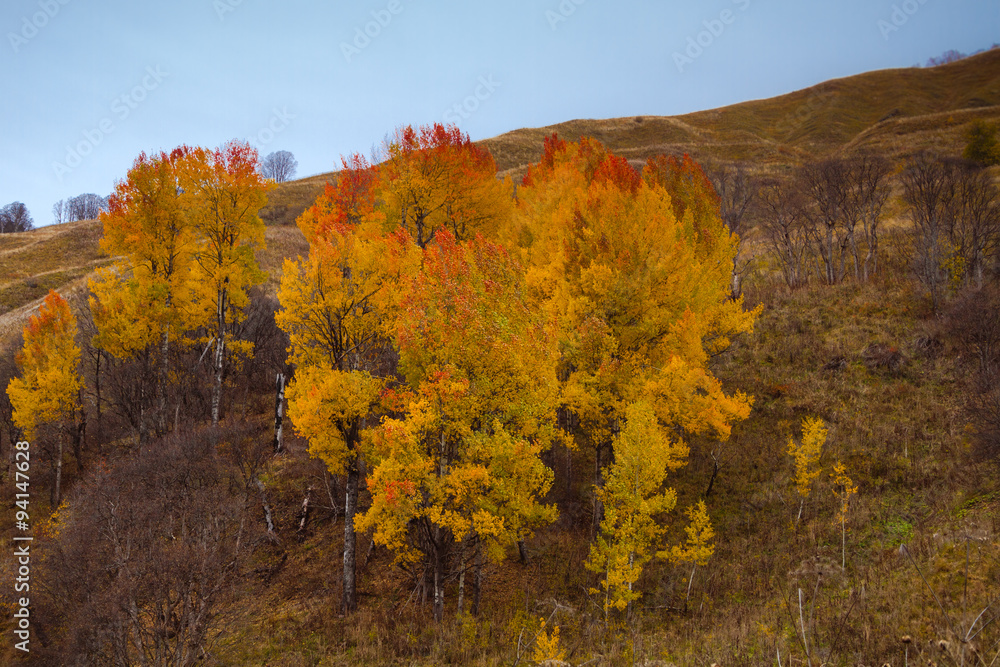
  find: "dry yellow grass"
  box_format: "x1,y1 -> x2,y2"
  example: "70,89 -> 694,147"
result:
482,48 -> 1000,177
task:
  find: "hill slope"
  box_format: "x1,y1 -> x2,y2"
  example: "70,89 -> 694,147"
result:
5,50 -> 999,336
483,47 -> 1000,178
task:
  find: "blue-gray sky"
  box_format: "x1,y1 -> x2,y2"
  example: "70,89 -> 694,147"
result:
2,0 -> 997,228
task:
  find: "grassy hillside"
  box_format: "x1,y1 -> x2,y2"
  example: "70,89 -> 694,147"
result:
203,270 -> 998,665
1,51 -> 999,665
259,49 -> 1000,229
483,48 -> 1000,179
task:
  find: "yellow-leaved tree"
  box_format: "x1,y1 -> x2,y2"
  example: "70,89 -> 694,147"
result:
504,136 -> 755,606
90,147 -> 203,442
90,142 -> 271,440
356,230 -> 561,622
277,169 -> 411,612
585,401 -> 686,615
787,416 -> 828,524
183,140 -> 271,426
7,290 -> 82,507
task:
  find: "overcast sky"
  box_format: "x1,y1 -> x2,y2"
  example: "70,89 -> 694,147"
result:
2,0 -> 997,228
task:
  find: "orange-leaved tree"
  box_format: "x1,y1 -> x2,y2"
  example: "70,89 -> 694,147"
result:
355,230 -> 560,622
90,147 -> 202,442
277,165 -> 415,613
376,123 -> 513,247
7,290 -> 83,507
183,140 -> 271,425
506,136 -> 755,603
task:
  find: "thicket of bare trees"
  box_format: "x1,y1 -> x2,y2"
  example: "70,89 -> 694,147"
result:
745,151 -> 996,300
34,426 -> 263,666
52,194 -> 109,224
902,154 -> 1000,309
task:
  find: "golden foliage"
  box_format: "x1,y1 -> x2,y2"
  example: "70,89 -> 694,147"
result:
787,416 -> 827,499
7,290 -> 81,439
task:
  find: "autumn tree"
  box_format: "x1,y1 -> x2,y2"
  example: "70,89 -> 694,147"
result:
90,147 -> 202,442
356,231 -> 560,622
184,140 -> 271,425
963,119 -> 1000,166
375,123 -> 513,247
509,137 -> 755,539
277,175 -> 411,613
830,461 -> 857,569
585,401 -> 686,614
7,290 -> 82,507
788,416 -> 827,524
90,143 -> 271,439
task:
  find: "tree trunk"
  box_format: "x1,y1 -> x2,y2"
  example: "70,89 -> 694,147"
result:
53,436 -> 63,508
472,542 -> 483,617
73,388 -> 86,472
254,477 -> 278,540
457,544 -> 467,616
94,348 -> 103,450
343,453 -> 359,613
432,525 -> 444,622
705,457 -> 720,498
156,314 -> 171,436
593,441 -> 613,536
210,286 -> 228,427
731,254 -> 742,299
273,372 -> 285,454
296,486 -> 314,541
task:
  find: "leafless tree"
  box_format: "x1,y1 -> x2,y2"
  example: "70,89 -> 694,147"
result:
799,159 -> 854,284
705,161 -> 757,297
52,199 -> 66,225
66,193 -> 108,221
756,177 -> 810,289
0,201 -> 33,233
947,159 -> 1000,288
797,156 -> 891,284
261,150 -> 298,183
926,49 -> 967,67
853,154 -> 893,281
901,152 -> 958,311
